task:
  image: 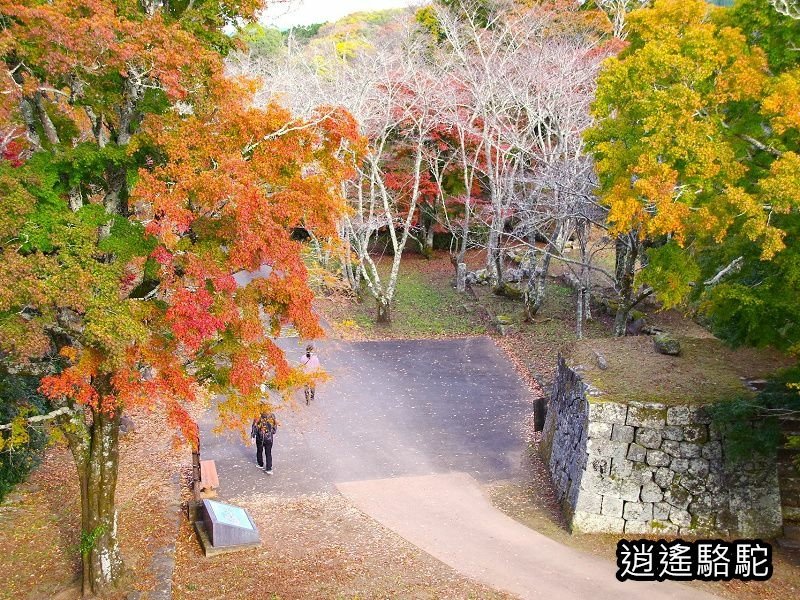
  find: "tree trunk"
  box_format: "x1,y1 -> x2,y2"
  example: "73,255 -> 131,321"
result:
456,262 -> 467,293
104,164 -> 128,217
376,298 -> 391,323
423,223 -> 435,258
613,303 -> 628,337
613,232 -> 639,337
524,250 -> 552,320
418,212 -> 436,259
583,285 -> 592,322
577,219 -> 592,322
614,234 -> 628,285
576,286 -> 585,340
340,240 -> 361,294
65,387 -> 124,597
486,220 -> 501,287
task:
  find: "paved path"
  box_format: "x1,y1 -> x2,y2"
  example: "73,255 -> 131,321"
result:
338,472 -> 716,600
198,335 -> 717,599
199,336 -> 531,497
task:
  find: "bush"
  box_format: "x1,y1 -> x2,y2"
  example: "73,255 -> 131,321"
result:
0,369 -> 50,502
710,366 -> 800,465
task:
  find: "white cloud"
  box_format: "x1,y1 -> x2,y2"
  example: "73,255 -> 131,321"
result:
261,0 -> 421,28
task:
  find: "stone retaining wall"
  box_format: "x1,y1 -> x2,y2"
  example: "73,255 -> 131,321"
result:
541,355 -> 783,537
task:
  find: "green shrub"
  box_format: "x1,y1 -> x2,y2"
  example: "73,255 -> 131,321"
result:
710,366 -> 800,466
0,369 -> 50,502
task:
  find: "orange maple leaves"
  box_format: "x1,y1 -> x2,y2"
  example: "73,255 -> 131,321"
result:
3,0 -> 361,438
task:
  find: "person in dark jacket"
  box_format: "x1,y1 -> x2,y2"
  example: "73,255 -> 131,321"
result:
251,410 -> 277,474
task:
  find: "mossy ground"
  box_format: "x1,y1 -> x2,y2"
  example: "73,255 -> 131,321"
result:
317,251 -> 608,355
570,336 -> 792,406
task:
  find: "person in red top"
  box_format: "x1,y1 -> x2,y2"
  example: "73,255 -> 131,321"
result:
300,344 -> 321,405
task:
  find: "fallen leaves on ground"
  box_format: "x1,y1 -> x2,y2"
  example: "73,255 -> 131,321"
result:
173,491 -> 515,600
0,407 -> 185,599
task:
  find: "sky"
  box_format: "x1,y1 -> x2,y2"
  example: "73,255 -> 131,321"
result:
261,0 -> 421,28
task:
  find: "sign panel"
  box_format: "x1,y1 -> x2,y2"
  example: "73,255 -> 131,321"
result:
202,499 -> 260,548
206,499 -> 253,530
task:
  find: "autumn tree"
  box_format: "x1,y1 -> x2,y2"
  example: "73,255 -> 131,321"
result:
585,0 -> 650,39
0,0 -> 357,594
587,0 -> 799,337
430,0 -> 613,330
246,17 -> 446,323
336,36 -> 441,323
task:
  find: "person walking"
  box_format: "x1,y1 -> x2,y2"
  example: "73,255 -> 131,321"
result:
300,344 -> 321,405
250,408 -> 277,474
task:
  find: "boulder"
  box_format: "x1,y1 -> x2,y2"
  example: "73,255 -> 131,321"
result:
593,350 -> 608,371
493,282 -> 524,300
120,414 -> 136,435
494,314 -> 514,336
466,269 -> 489,285
626,317 -> 646,336
502,268 -> 526,283
654,334 -> 681,356
505,248 -> 526,264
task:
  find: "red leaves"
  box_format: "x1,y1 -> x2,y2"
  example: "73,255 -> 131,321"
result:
1,138 -> 25,166
40,369 -> 99,408
39,351 -> 108,412
4,0 -> 222,105
165,288 -> 225,352
229,353 -> 261,396
2,1 -> 360,447
165,399 -> 199,451
150,246 -> 173,266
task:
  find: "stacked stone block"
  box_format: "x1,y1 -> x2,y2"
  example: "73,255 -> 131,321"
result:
542,355 -> 783,538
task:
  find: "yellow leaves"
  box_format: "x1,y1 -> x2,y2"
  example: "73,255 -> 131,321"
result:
0,414 -> 31,453
59,346 -> 78,362
633,159 -> 689,241
756,227 -> 787,261
604,179 -> 644,235
648,198 -> 691,243
763,69 -> 800,134
9,415 -> 30,449
713,41 -> 768,104
721,186 -> 787,260
603,161 -> 686,240
761,151 -> 800,214
628,0 -> 711,44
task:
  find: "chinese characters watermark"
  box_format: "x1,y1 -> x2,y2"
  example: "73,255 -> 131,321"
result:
616,539 -> 772,582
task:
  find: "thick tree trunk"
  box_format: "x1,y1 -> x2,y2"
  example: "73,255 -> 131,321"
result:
613,305 -> 628,337
84,408 -> 123,596
423,224 -> 435,258
376,298 -> 391,323
104,165 -> 128,217
65,390 -> 124,597
418,212 -> 436,259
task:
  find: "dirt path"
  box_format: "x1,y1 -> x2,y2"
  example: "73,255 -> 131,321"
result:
338,472 -> 717,600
